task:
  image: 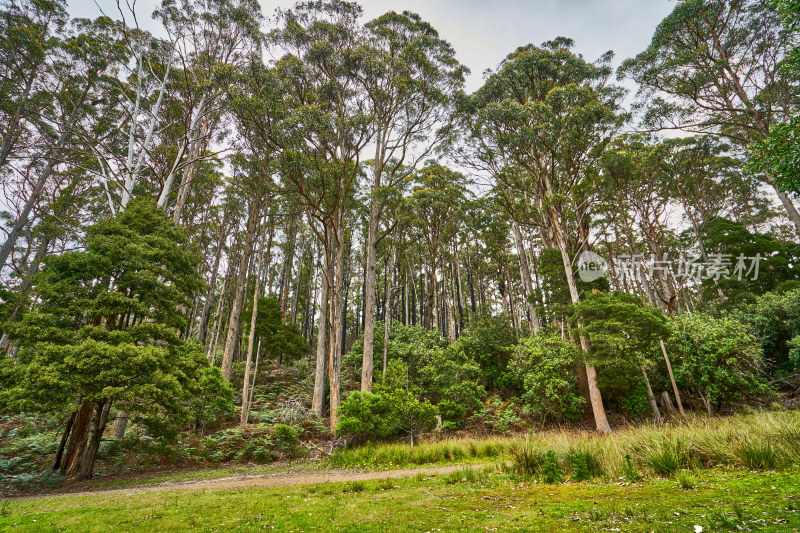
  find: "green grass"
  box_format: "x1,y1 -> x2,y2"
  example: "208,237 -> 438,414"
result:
2,469 -> 799,532
331,410 -> 800,481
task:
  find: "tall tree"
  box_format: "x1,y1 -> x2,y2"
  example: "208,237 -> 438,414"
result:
619,0 -> 800,232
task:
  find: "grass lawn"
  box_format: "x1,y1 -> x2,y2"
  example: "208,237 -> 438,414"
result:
2,468 -> 799,532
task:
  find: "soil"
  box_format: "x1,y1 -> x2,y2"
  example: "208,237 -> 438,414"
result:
15,463 -> 484,501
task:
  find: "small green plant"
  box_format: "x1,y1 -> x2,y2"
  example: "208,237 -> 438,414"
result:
342,480 -> 366,493
566,447 -> 604,482
623,454 -> 642,482
376,478 -> 396,490
274,424 -> 299,447
710,509 -> 738,529
675,471 -> 696,490
541,450 -> 564,484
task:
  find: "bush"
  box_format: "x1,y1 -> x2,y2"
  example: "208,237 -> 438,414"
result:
189,366 -> 235,434
273,424 -> 299,447
667,313 -> 769,411
336,388 -> 437,445
510,332 -> 586,423
541,450 -> 564,484
336,391 -> 394,444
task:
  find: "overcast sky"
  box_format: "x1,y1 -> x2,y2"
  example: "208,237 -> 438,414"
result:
69,0 -> 677,93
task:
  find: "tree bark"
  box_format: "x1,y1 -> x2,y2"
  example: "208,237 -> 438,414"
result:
241,222 -> 266,425
221,197 -> 261,380
512,221 -> 541,332
311,256 -> 330,418
641,367 -> 662,423
198,206 -> 232,344
659,338 -> 685,416
78,399 -> 111,480
551,208 -> 611,434
60,399 -> 94,476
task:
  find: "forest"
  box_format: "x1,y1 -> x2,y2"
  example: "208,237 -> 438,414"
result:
0,0 -> 800,525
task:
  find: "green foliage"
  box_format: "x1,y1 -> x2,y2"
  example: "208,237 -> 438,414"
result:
541,450 -> 564,484
457,314 -> 517,391
565,447 -> 605,482
468,396 -> 521,433
2,200 -> 208,432
741,289 -> 800,376
250,296 -> 309,366
200,426 -> 276,464
749,0 -> 800,194
699,218 -> 800,304
335,391 -> 394,444
509,332 -> 586,423
667,313 -> 769,410
188,367 -> 235,433
641,437 -> 690,477
571,291 -> 670,366
418,344 -> 486,424
736,439 -> 779,470
623,453 -> 642,482
336,388 -> 437,445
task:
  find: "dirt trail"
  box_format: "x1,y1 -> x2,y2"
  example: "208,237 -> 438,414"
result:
25,464 -> 485,501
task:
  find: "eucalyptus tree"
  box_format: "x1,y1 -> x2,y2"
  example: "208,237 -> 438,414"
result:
266,0 -> 372,428
405,163 -> 467,336
466,38 -> 624,433
0,0 -> 67,173
153,0 -> 263,224
0,15 -> 129,271
619,0 -> 800,232
750,0 -> 800,196
355,10 -> 466,392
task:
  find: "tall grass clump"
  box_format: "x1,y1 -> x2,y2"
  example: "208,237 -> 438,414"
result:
330,410 -> 800,480
638,436 -> 690,477
329,436 -> 516,468
565,446 -> 604,481
443,466 -> 490,485
509,437 -> 545,479
735,439 -> 779,470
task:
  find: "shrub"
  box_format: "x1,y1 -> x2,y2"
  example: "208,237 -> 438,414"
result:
541,450 -> 564,484
510,332 -> 586,423
336,389 -> 437,445
274,424 -> 299,447
668,313 -> 769,411
336,391 -> 394,444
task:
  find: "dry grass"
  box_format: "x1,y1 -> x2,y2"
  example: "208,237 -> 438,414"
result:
331,410 -> 800,480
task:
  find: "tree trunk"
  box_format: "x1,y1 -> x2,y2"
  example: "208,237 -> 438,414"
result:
512,221 -> 541,332
221,197 -> 261,380
551,209 -> 611,434
659,338 -> 685,416
311,256 -> 330,418
641,367 -> 662,423
78,399 -> 111,480
52,411 -> 76,471
241,222 -> 266,425
198,206 -> 232,344
60,400 -> 94,476
765,174 -> 800,235
328,224 -> 346,431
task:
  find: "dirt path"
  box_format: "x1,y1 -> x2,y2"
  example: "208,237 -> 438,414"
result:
24,464 -> 485,501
